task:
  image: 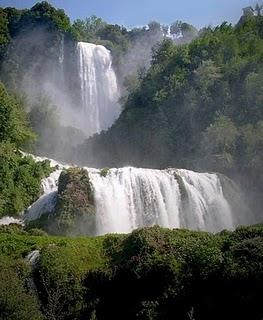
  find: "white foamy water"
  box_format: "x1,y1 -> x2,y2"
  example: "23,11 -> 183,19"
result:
177,169 -> 234,232
23,153 -> 69,221
26,250 -> 40,266
23,154 -> 248,235
77,42 -> 121,135
0,216 -> 23,225
25,169 -> 62,221
88,167 -> 237,235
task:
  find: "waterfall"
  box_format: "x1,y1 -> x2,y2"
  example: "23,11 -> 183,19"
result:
0,216 -> 23,226
23,154 -> 68,221
58,34 -> 65,91
59,34 -> 64,65
88,167 -> 238,235
23,154 -> 251,235
25,169 -> 62,221
77,42 -> 121,136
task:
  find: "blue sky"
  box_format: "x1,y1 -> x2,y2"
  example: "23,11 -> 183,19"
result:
1,0 -> 256,29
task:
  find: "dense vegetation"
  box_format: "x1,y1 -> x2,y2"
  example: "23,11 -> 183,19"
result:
0,224 -> 262,319
0,79 -> 52,217
0,1 -> 72,58
0,1 -> 74,90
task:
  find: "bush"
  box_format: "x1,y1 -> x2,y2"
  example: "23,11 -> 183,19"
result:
0,255 -> 43,319
0,145 -> 53,217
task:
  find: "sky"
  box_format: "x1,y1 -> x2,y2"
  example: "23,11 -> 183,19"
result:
1,0 -> 257,29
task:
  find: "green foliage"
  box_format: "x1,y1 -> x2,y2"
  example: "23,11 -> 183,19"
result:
0,223 -> 26,235
0,81 -> 35,146
0,229 -> 106,319
35,238 -> 106,319
0,9 -> 10,59
29,1 -> 71,32
27,228 -> 48,237
0,145 -> 53,216
170,20 -> 198,43
72,15 -> 107,42
26,213 -> 50,232
200,115 -> 239,169
6,1 -> 72,35
0,255 -> 43,319
0,2 -> 75,68
0,225 -> 262,319
72,15 -> 129,62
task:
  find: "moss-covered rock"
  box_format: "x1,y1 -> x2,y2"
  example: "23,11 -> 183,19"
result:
173,171 -> 188,200
100,167 -> 110,177
49,168 -> 96,236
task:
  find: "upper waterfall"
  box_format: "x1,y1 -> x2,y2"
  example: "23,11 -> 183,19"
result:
77,42 -> 121,136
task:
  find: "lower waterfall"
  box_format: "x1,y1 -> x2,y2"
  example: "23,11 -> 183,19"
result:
24,157 -> 251,235
88,167 -> 236,235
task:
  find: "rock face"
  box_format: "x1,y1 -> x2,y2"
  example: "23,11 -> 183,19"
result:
50,168 -> 95,235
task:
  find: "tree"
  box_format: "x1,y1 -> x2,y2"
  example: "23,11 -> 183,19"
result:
194,60 -> 222,87
170,21 -> 198,43
0,9 -> 10,57
30,1 -> 71,32
0,256 -> 43,320
0,81 -> 35,146
242,6 -> 254,17
255,3 -> 263,16
148,21 -> 162,33
85,15 -> 106,36
200,115 -> 239,169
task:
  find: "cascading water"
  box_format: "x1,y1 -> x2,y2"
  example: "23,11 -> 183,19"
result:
25,169 -> 62,221
88,167 -> 237,235
77,42 -> 121,135
24,154 -> 68,221
0,216 -> 23,226
59,34 -> 64,65
24,158 -> 251,235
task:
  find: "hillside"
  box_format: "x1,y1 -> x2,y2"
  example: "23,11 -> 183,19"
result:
0,224 -> 263,319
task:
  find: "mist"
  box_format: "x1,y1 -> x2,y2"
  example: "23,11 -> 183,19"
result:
1,25 -> 84,158
1,24 -> 124,161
